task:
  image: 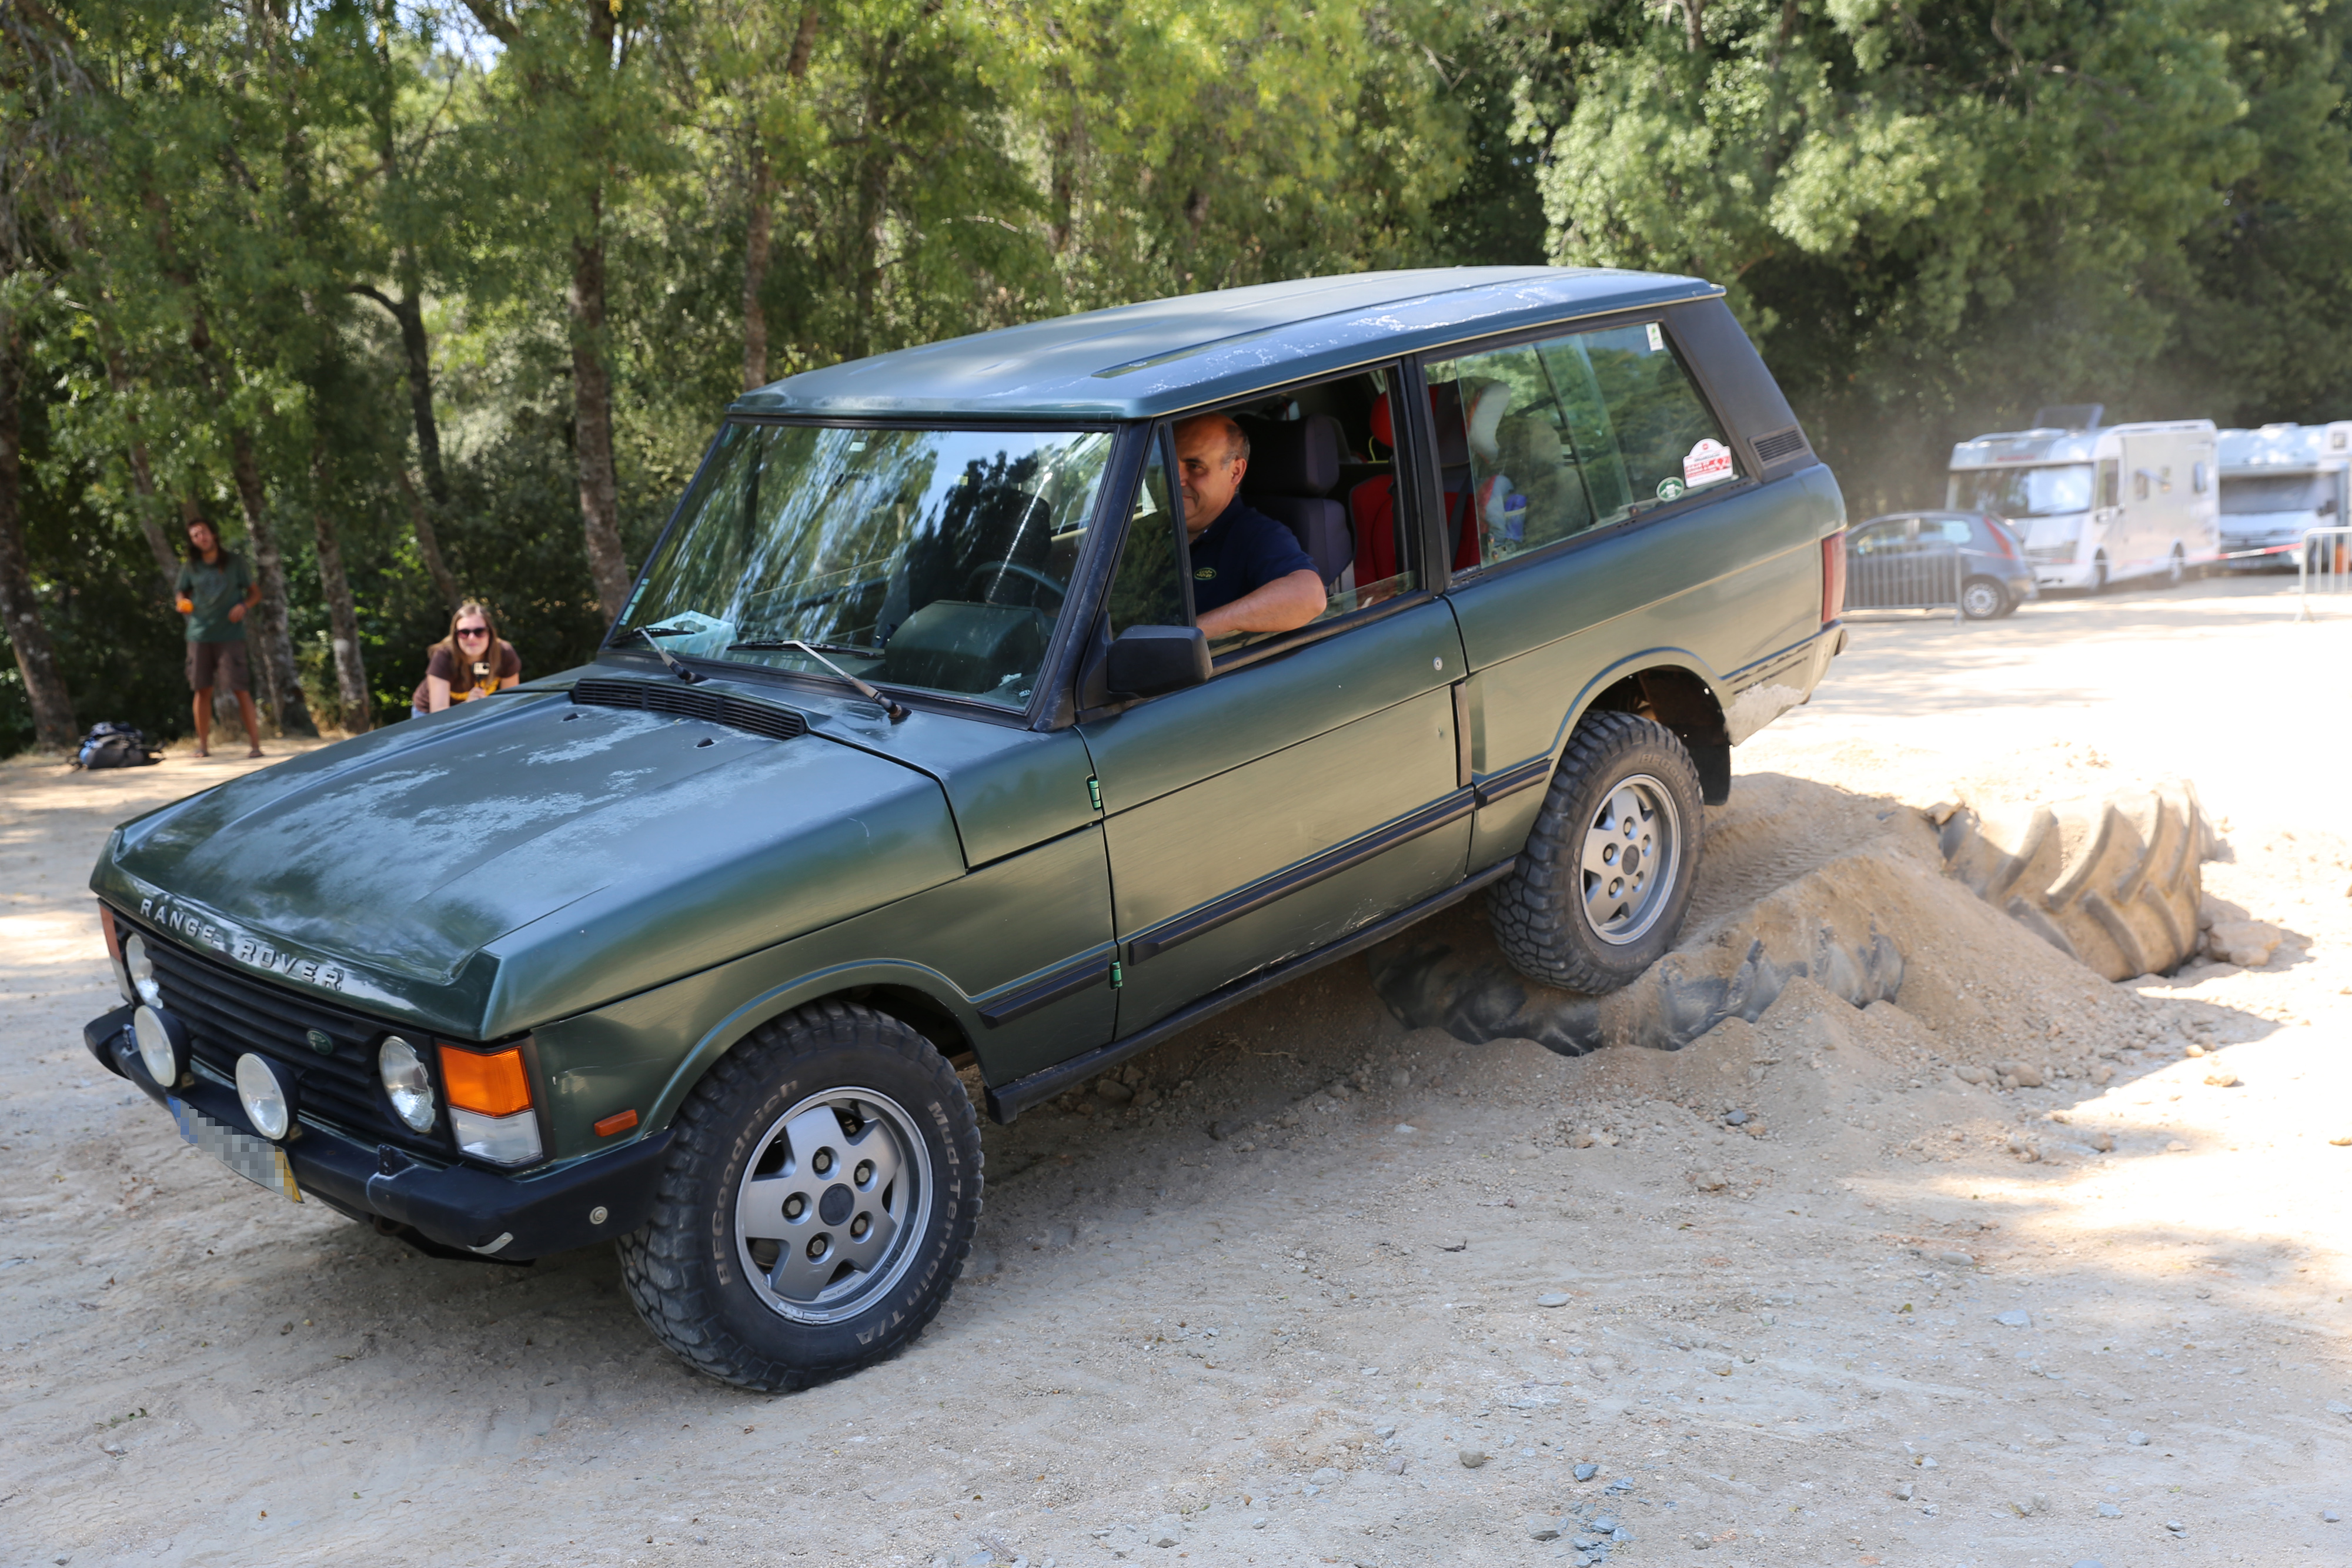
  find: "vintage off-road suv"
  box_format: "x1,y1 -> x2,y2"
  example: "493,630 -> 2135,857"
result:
84,267 -> 1847,1392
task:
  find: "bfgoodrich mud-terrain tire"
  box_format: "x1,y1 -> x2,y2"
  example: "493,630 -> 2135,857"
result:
617,1001 -> 981,1393
1938,780 -> 2208,980
1488,711 -> 1705,994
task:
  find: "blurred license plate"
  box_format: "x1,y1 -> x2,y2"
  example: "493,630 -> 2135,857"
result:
168,1095 -> 303,1205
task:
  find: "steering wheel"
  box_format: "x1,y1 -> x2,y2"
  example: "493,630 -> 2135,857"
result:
965,561 -> 1067,605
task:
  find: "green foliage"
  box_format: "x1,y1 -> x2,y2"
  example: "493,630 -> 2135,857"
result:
4,0 -> 2351,750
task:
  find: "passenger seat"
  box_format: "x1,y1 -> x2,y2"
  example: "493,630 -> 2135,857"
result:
1238,415 -> 1353,587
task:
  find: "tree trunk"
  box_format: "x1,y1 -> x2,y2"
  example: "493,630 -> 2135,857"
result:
742,135 -> 772,392
226,427 -> 315,735
393,464 -> 460,610
568,217 -> 631,621
390,286 -> 450,506
103,347 -> 183,599
310,440 -> 371,733
0,321 -> 76,751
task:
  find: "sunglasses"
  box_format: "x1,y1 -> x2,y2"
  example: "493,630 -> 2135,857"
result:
456,626 -> 490,639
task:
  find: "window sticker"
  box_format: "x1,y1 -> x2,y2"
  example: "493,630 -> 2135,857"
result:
1645,323 -> 1665,353
1655,476 -> 1687,502
1682,437 -> 1734,487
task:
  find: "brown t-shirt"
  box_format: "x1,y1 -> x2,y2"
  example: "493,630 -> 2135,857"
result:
418,638 -> 520,706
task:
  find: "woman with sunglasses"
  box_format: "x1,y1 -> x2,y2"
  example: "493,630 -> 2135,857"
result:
411,600 -> 522,717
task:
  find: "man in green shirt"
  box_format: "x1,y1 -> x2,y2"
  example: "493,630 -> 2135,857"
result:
172,516 -> 263,759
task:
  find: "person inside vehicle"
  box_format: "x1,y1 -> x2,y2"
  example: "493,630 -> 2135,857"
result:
1174,413 -> 1327,640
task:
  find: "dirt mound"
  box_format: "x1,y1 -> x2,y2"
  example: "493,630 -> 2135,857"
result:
1369,773 -> 2156,1068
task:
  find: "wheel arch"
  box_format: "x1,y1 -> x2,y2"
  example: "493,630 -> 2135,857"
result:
1560,651 -> 1732,806
639,962 -> 983,1136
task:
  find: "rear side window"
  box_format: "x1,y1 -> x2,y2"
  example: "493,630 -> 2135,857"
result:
1425,321 -> 1740,571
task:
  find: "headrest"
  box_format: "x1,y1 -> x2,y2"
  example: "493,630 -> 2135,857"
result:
1238,414 -> 1342,497
1368,386 -> 1476,469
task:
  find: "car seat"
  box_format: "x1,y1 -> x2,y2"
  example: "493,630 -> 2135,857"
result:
1237,414 -> 1353,587
1349,385 -> 1485,586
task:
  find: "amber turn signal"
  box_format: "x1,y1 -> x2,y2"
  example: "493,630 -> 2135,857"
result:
438,1044 -> 532,1116
594,1108 -> 640,1138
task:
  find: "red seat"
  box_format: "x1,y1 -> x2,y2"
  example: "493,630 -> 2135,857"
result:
1349,386 -> 1480,584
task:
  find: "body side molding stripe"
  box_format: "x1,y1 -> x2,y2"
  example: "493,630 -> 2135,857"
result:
986,856 -> 1521,1123
1125,790 -> 1476,964
974,948 -> 1117,1029
1474,755 -> 1553,806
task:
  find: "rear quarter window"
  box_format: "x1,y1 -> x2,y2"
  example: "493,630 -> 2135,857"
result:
1426,320 -> 1741,573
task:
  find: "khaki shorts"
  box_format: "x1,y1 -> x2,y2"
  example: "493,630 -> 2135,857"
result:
186,639 -> 250,694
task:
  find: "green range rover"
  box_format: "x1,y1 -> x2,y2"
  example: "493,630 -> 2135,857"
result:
84,267 -> 1848,1392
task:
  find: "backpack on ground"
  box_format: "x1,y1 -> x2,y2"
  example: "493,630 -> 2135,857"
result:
74,721 -> 163,770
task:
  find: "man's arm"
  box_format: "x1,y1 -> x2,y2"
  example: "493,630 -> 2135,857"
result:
230,581 -> 259,624
1196,568 -> 1327,640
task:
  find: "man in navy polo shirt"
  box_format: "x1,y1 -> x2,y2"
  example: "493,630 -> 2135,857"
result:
1174,413 -> 1327,640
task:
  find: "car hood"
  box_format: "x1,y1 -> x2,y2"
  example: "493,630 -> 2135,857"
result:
92,688 -> 967,1035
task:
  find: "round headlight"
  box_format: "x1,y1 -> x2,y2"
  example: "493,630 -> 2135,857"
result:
235,1052 -> 296,1141
132,1003 -> 186,1088
377,1036 -> 436,1134
123,932 -> 161,1007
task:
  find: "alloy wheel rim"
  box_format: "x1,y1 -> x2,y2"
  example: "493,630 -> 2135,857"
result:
1578,773 -> 1681,946
1963,581 -> 2001,617
733,1088 -> 932,1324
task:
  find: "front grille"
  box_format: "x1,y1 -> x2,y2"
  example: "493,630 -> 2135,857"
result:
2026,544 -> 2076,564
137,927 -> 450,1156
570,677 -> 807,741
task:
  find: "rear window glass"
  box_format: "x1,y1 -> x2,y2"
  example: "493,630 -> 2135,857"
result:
1425,321 -> 1738,571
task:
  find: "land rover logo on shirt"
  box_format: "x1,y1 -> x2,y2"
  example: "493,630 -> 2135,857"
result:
1194,567 -> 1217,580
305,1028 -> 335,1056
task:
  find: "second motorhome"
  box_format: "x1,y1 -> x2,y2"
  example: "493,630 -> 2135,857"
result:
1948,407 -> 2219,591
2215,422 -> 2352,569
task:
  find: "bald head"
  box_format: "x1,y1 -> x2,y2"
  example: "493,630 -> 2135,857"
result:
1174,414 -> 1251,535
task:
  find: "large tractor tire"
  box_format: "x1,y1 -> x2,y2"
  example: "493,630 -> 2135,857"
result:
1937,780 -> 2209,980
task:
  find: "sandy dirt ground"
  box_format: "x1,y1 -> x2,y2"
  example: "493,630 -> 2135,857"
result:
4,574 -> 2350,1568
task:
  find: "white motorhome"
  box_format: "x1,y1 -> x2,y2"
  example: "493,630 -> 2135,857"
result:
1947,407 -> 2220,591
2215,422 -> 2352,569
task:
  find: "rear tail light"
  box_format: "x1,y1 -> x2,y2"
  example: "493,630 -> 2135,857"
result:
1822,531 -> 1848,623
440,1042 -> 542,1165
1988,517 -> 2020,558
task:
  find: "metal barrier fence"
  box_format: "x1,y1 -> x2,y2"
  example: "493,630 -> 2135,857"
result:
2297,527 -> 2352,619
1846,546 -> 2011,623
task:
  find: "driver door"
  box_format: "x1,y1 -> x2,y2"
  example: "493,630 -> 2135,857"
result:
1077,416 -> 1474,1037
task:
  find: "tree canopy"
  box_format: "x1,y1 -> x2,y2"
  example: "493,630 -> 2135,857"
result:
1,0 -> 2345,750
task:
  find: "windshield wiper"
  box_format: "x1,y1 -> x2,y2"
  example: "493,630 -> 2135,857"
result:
739,638 -> 908,722
727,639 -> 880,656
616,626 -> 703,683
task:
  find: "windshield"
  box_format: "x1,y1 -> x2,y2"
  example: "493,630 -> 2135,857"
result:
614,422 -> 1116,709
1949,463 -> 2093,517
2221,472 -> 2334,514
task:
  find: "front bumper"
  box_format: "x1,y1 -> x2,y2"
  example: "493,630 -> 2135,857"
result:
85,1004 -> 669,1261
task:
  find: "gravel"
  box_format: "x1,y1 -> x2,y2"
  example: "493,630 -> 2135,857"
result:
1458,1449 -> 1488,1469
1573,1462 -> 1599,1481
2126,1430 -> 2151,1446
2097,1503 -> 2122,1518
1994,1309 -> 2032,1328
1536,1292 -> 1571,1308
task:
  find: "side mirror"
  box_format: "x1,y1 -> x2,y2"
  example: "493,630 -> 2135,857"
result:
2320,498 -> 2338,517
1105,625 -> 1211,698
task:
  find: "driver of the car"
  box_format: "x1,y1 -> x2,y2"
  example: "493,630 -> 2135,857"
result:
1174,413 -> 1327,639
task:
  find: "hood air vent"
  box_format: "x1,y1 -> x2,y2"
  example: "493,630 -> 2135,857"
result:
570,678 -> 808,742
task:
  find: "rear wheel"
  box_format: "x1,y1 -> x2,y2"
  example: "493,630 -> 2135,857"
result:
1960,576 -> 2008,620
1488,711 -> 1704,994
619,1001 -> 981,1393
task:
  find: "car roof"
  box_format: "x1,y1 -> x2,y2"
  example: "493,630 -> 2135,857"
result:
731,268 -> 1722,422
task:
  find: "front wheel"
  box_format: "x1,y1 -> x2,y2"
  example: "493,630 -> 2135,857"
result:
619,1001 -> 982,1393
1488,711 -> 1705,994
1960,576 -> 2008,620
